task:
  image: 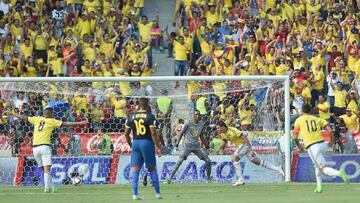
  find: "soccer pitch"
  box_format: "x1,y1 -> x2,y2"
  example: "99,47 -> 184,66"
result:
0,183 -> 358,203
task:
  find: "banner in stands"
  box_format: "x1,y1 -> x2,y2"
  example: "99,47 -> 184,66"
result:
21,156 -> 112,186
0,133 -> 12,157
0,157 -> 18,185
116,155 -> 284,184
294,154 -> 360,182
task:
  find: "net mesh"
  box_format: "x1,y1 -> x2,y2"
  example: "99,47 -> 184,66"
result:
0,78 -> 286,185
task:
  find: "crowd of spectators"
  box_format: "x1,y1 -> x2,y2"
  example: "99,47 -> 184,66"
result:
0,0 -> 359,155
167,0 -> 359,153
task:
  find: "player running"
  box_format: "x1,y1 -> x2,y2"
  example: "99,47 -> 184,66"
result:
216,121 -> 284,186
124,98 -> 163,200
11,105 -> 87,193
293,104 -> 349,193
166,110 -> 212,183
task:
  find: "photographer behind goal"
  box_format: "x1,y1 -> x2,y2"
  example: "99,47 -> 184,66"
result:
332,108 -> 358,154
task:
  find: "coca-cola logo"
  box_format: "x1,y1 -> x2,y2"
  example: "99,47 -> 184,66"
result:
86,134 -> 131,153
112,135 -> 131,153
86,136 -> 101,152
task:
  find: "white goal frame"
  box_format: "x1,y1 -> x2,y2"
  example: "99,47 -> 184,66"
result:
0,75 -> 291,182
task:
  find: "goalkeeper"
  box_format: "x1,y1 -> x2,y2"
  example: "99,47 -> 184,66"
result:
166,110 -> 212,183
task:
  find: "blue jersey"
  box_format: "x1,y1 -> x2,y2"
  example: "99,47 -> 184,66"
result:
125,110 -> 157,140
126,110 -> 158,168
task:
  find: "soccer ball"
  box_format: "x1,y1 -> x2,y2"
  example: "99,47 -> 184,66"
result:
72,176 -> 82,186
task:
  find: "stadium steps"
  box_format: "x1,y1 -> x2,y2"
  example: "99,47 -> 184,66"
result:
144,0 -> 190,122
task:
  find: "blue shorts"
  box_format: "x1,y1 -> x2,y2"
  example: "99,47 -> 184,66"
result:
131,139 -> 156,169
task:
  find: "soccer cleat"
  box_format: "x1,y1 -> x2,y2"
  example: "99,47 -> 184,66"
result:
143,174 -> 148,186
278,166 -> 285,178
133,195 -> 143,200
339,169 -> 350,184
51,188 -> 58,193
314,186 -> 323,193
155,193 -> 163,199
232,179 -> 245,187
44,188 -> 50,193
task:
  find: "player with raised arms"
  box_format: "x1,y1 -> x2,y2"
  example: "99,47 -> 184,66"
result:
216,121 -> 284,186
166,110 -> 212,183
11,106 -> 88,193
124,98 -> 163,200
293,103 -> 349,193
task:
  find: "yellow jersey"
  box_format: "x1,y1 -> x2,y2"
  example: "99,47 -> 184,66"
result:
294,114 -> 328,148
317,102 -> 330,119
28,116 -> 63,146
334,89 -> 347,108
220,127 -> 245,147
113,99 -> 127,118
339,114 -> 358,131
173,41 -> 189,61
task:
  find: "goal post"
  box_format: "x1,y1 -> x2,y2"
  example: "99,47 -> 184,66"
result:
0,75 -> 291,184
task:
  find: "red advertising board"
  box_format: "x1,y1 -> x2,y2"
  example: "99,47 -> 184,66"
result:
17,132 -> 131,156
79,132 -> 131,155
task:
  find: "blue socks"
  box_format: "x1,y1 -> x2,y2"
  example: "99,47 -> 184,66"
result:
131,170 -> 140,196
132,169 -> 160,196
149,170 -> 160,194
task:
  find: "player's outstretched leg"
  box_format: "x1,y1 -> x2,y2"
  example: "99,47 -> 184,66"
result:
338,169 -> 350,184
251,157 -> 284,177
148,167 -> 162,199
309,142 -> 349,193
322,167 -> 349,184
167,157 -> 185,184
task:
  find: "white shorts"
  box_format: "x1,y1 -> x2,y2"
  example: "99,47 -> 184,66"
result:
307,141 -> 327,169
234,144 -> 256,160
32,145 -> 52,167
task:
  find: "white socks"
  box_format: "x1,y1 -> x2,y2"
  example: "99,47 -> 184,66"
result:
260,160 -> 279,172
44,172 -> 53,189
233,162 -> 244,181
323,167 -> 340,177
315,168 -> 322,187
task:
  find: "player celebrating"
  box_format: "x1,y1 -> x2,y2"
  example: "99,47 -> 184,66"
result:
216,121 -> 284,186
166,110 -> 212,183
293,104 -> 349,193
11,106 -> 88,193
124,98 -> 163,200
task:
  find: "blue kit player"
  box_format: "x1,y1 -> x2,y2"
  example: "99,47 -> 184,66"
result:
124,98 -> 163,200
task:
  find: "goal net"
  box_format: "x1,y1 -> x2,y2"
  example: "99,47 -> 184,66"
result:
0,76 -> 291,186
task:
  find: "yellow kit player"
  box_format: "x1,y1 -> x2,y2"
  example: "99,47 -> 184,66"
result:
293,104 -> 349,193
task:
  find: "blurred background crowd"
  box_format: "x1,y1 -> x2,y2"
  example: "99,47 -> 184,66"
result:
0,0 -> 359,156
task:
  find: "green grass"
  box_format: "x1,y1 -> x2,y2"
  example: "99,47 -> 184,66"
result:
0,183 -> 358,203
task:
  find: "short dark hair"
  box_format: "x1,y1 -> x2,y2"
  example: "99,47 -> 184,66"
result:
216,121 -> 228,128
302,103 -> 312,114
139,97 -> 151,112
